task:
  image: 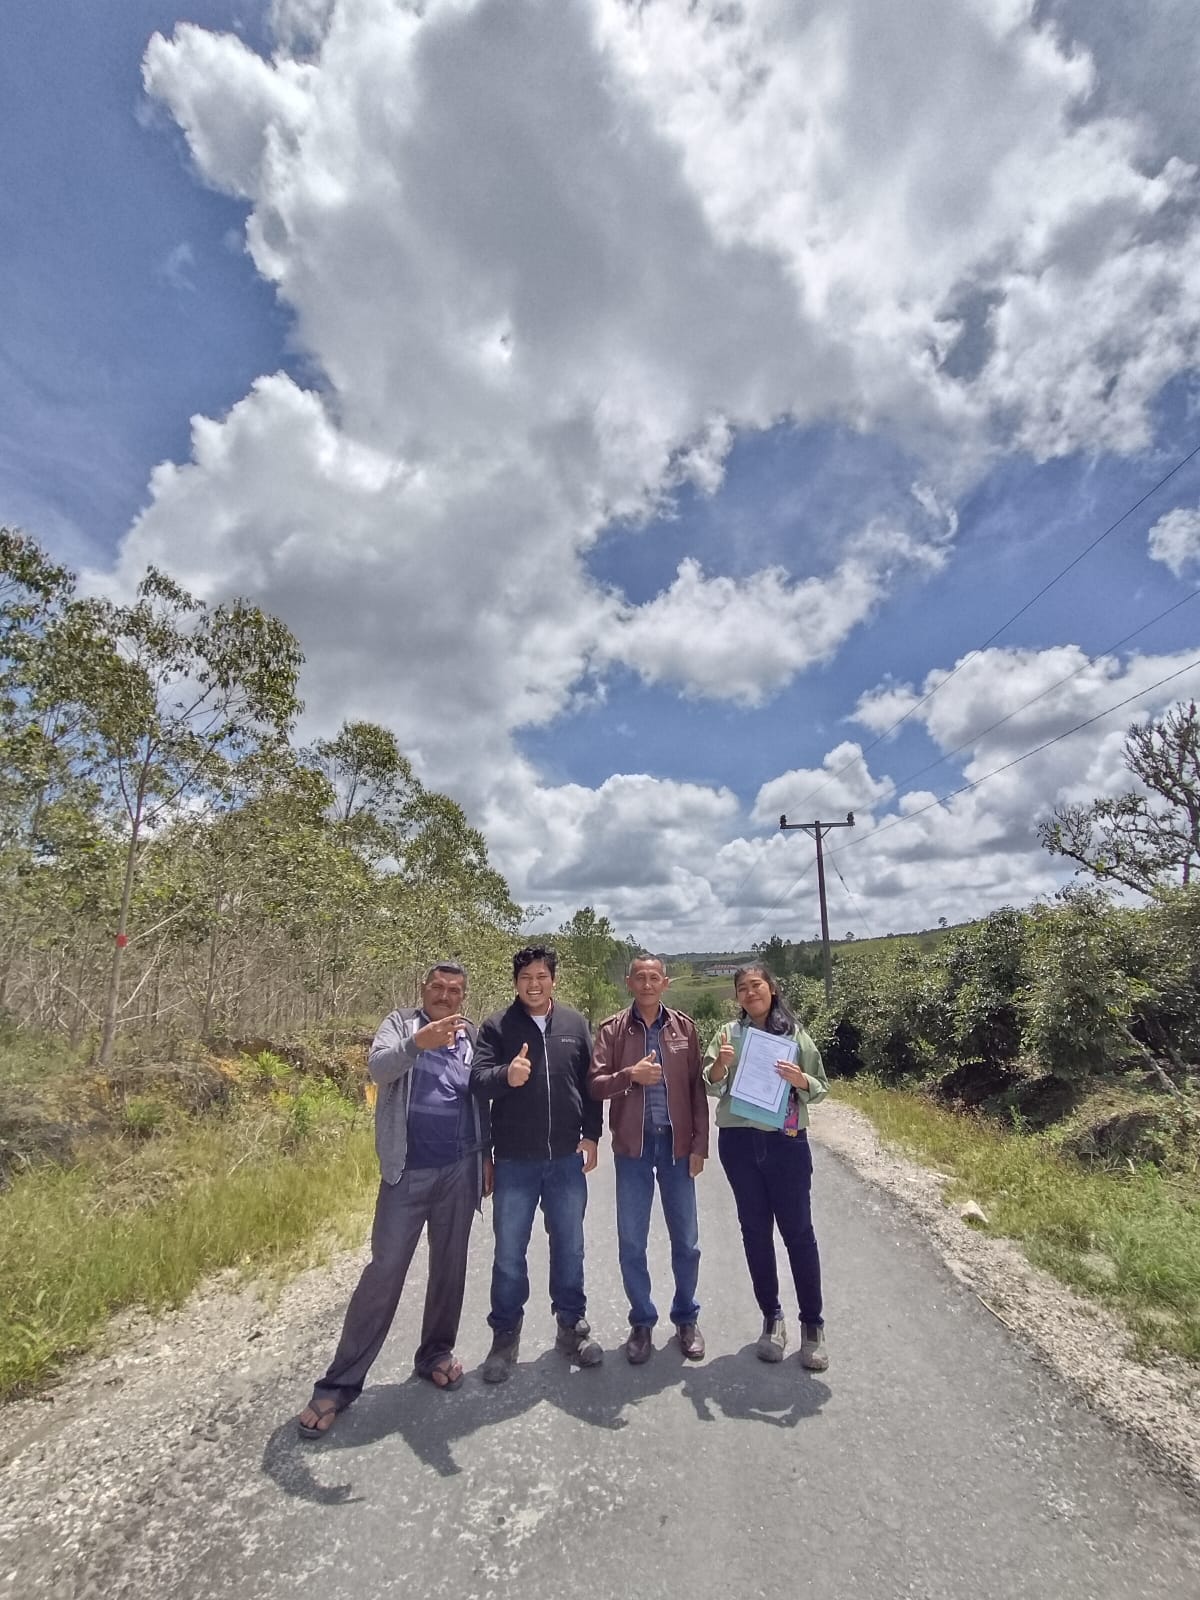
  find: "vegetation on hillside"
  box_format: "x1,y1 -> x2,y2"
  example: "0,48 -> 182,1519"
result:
0,528 -> 523,1057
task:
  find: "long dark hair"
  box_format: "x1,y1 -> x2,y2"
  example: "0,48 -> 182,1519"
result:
733,963 -> 798,1036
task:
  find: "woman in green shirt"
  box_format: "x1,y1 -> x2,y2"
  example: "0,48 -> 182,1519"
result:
702,963 -> 829,1370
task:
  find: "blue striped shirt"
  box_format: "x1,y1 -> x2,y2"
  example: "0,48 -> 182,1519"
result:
632,1004 -> 671,1128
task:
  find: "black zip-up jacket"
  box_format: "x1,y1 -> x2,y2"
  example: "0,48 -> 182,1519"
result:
470,999 -> 601,1160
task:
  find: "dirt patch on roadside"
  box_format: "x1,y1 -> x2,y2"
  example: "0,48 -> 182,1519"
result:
811,1098 -> 1200,1492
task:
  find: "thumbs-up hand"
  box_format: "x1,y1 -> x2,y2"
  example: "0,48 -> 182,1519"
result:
711,1038 -> 736,1082
507,1042 -> 532,1087
629,1052 -> 663,1086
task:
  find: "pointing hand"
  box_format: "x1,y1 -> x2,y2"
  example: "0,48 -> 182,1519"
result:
412,1014 -> 466,1051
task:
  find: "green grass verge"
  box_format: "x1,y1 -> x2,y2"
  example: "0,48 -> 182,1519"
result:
0,1116 -> 378,1401
834,1079 -> 1200,1363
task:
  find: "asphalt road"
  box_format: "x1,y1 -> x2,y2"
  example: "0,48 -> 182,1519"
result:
10,1141 -> 1200,1599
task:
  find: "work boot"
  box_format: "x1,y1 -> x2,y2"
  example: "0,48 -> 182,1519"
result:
799,1322 -> 828,1372
624,1325 -> 653,1365
756,1314 -> 787,1362
482,1322 -> 521,1384
676,1323 -> 705,1361
555,1316 -> 603,1367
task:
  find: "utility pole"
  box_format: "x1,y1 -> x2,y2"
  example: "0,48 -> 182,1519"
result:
778,812 -> 855,1001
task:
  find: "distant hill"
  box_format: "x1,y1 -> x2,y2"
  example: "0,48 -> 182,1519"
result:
663,922 -> 979,971
660,951 -> 755,966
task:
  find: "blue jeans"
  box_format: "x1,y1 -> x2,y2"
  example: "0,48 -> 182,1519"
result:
718,1127 -> 822,1326
488,1153 -> 588,1332
614,1128 -> 701,1328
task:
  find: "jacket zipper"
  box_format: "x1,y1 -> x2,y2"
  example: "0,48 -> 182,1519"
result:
542,1012 -> 552,1160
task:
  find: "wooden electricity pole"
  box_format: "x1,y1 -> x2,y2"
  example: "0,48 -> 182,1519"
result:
778,812 -> 855,1001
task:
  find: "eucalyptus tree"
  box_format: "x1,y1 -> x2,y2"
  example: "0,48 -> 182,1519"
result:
554,905 -> 627,1023
83,568 -> 304,1065
0,530 -> 94,1011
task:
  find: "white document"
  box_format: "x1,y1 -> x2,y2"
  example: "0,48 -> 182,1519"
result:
730,1026 -> 798,1114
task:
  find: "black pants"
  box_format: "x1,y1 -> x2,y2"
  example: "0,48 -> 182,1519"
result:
717,1126 -> 823,1327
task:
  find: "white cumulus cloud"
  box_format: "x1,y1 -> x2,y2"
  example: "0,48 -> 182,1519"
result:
94,0 -> 1200,941
1148,506 -> 1200,578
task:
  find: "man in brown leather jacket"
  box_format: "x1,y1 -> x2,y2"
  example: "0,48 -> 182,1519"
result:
588,954 -> 709,1364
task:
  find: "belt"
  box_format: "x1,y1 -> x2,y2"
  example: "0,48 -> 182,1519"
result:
647,1124 -> 673,1134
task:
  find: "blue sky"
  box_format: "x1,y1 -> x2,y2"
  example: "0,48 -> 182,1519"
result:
5,0 -> 1200,947
0,1 -> 284,561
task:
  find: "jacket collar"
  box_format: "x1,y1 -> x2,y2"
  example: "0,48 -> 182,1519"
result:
628,1001 -> 668,1030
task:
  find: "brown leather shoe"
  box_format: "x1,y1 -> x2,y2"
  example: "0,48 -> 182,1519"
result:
624,1325 -> 653,1364
676,1323 -> 705,1360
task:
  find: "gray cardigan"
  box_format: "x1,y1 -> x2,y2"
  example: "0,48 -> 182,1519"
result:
367,1008 -> 488,1199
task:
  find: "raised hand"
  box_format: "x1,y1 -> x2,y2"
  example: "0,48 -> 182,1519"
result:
412,1013 -> 466,1051
507,1042 -> 532,1087
629,1052 -> 663,1086
710,1038 -> 736,1082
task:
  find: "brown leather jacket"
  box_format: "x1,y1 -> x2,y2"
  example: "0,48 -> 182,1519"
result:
588,1004 -> 709,1160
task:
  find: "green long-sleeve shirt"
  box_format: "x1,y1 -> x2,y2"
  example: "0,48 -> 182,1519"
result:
701,1019 -> 829,1132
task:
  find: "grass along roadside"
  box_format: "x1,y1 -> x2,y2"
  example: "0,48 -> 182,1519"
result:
833,1079 -> 1200,1363
0,1113 -> 378,1402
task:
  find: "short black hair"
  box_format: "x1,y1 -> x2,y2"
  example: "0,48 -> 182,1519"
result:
423,961 -> 468,989
626,952 -> 666,977
513,945 -> 557,981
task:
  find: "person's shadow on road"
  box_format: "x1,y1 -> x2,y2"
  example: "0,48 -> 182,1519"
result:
262,1338 -> 830,1504
680,1344 -> 831,1428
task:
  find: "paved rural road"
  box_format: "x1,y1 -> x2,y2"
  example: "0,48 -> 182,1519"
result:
5,1141 -> 1200,1599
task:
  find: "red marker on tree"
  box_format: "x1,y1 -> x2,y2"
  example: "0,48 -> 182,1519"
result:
115,933 -> 128,949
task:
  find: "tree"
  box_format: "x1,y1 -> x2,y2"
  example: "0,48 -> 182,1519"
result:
688,990 -> 727,1030
0,536 -> 528,1048
555,906 -> 626,1023
753,934 -> 791,975
0,530 -> 96,1011
308,720 -> 416,861
86,569 -> 303,1064
1039,701 -> 1200,894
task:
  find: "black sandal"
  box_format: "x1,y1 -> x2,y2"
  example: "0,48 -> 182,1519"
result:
296,1397 -> 340,1439
418,1354 -> 464,1391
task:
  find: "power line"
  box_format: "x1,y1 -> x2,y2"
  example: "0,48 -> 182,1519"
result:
739,596 -> 1200,951
826,652 -> 1200,865
723,844 -> 770,916
830,856 -> 875,941
864,584 -> 1200,806
742,853 -> 818,949
786,437 -> 1200,818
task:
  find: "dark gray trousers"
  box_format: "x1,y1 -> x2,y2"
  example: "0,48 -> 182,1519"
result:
311,1155 -> 477,1408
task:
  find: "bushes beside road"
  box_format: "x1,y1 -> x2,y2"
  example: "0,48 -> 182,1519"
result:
794,888 -> 1200,1362
0,1032 -> 378,1401
791,887 -> 1200,1155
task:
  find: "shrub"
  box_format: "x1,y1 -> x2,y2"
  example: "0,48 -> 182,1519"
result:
1023,891 -> 1141,1082
248,1049 -> 291,1086
121,1096 -> 168,1140
943,907 -> 1028,1065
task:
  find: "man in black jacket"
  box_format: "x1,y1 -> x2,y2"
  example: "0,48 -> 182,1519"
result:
470,945 -> 604,1381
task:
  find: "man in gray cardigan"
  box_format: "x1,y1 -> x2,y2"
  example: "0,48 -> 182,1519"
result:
296,962 -> 491,1438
